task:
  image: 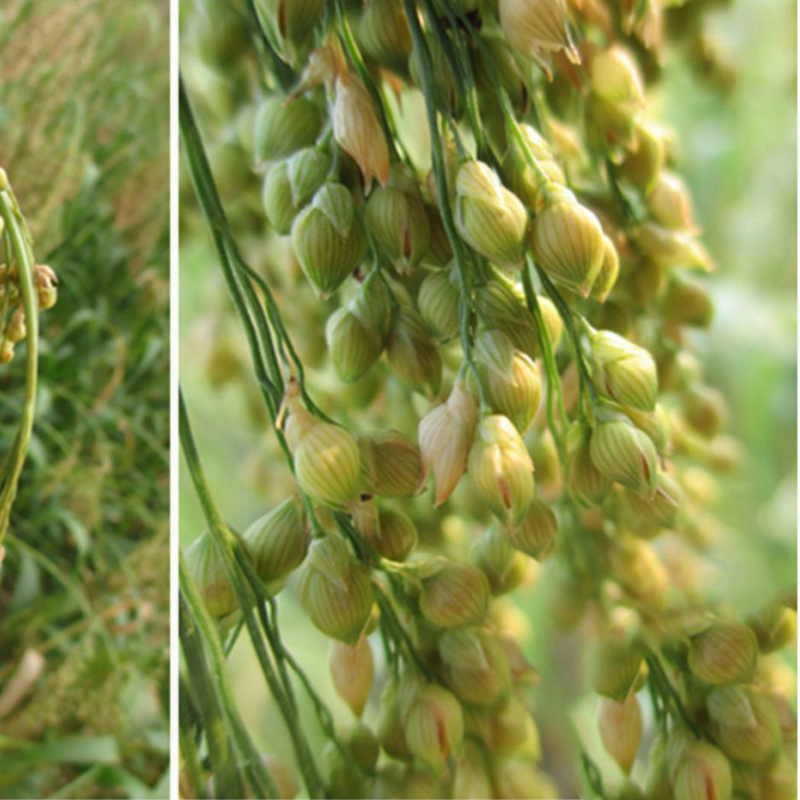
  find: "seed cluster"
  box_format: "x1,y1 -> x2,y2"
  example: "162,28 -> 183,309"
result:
183,1 -> 795,799
0,234 -> 57,364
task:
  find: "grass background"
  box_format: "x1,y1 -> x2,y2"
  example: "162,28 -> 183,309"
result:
179,0 -> 797,795
0,1 -> 169,798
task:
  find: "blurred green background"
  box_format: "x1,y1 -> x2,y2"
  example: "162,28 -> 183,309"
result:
180,0 -> 797,795
0,1 -> 169,797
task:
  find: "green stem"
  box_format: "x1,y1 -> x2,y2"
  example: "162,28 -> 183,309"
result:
179,591 -> 250,800
234,523 -> 370,779
536,265 -> 598,419
376,579 -> 433,680
180,76 -> 326,536
521,257 -> 567,461
239,260 -> 331,423
0,178 -> 39,545
402,0 -> 490,411
180,392 -> 326,798
581,751 -> 610,800
179,679 -> 209,800
420,0 -> 486,158
244,0 -> 297,93
179,80 -> 281,419
232,547 -> 299,712
645,651 -> 703,738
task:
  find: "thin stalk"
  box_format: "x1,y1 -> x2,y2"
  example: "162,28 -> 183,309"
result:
521,257 -> 568,461
581,751 -> 610,800
179,592 -> 249,800
536,265 -> 598,419
223,617 -> 245,657
180,393 -> 326,798
243,0 -> 297,93
401,0 -> 490,411
375,580 -> 433,680
645,651 -> 703,738
180,77 -> 325,536
419,0 -> 486,157
178,568 -> 280,798
239,259 -> 331,423
178,679 -> 208,800
232,547 -> 299,714
0,179 -> 38,545
179,80 -> 281,419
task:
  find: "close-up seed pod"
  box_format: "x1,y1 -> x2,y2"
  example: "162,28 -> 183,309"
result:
418,379 -> 478,506
330,635 -> 375,718
291,182 -> 367,297
417,266 -> 461,341
503,123 -> 565,209
598,693 -> 642,775
365,163 -> 430,273
475,275 -> 552,359
333,69 -> 391,189
298,535 -> 374,643
621,468 -> 684,532
262,146 -> 331,234
687,620 -> 759,685
454,161 -> 528,270
242,495 -> 310,590
179,0 -> 797,798
326,306 -> 384,383
468,414 -> 535,527
590,412 -> 658,494
589,635 -> 645,702
185,530 -> 238,620
437,627 -> 512,706
531,186 -> 607,297
470,523 -> 530,595
359,429 -> 421,498
498,0 -> 579,77
474,329 -> 542,434
417,558 -> 490,628
670,737 -> 732,800
592,235 -> 621,303
357,0 -> 413,76
586,45 -> 645,152
706,684 -> 781,763
358,504 -> 419,562
322,722 -> 379,797
253,95 -> 323,167
504,497 -> 558,559
376,676 -> 411,761
566,422 -> 612,505
283,384 -> 363,508
590,329 -> 658,411
255,0 -> 323,64
399,674 -> 464,770
452,741 -> 493,800
386,304 -> 443,397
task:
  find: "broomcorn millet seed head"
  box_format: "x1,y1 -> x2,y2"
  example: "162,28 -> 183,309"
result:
183,0 -> 795,796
